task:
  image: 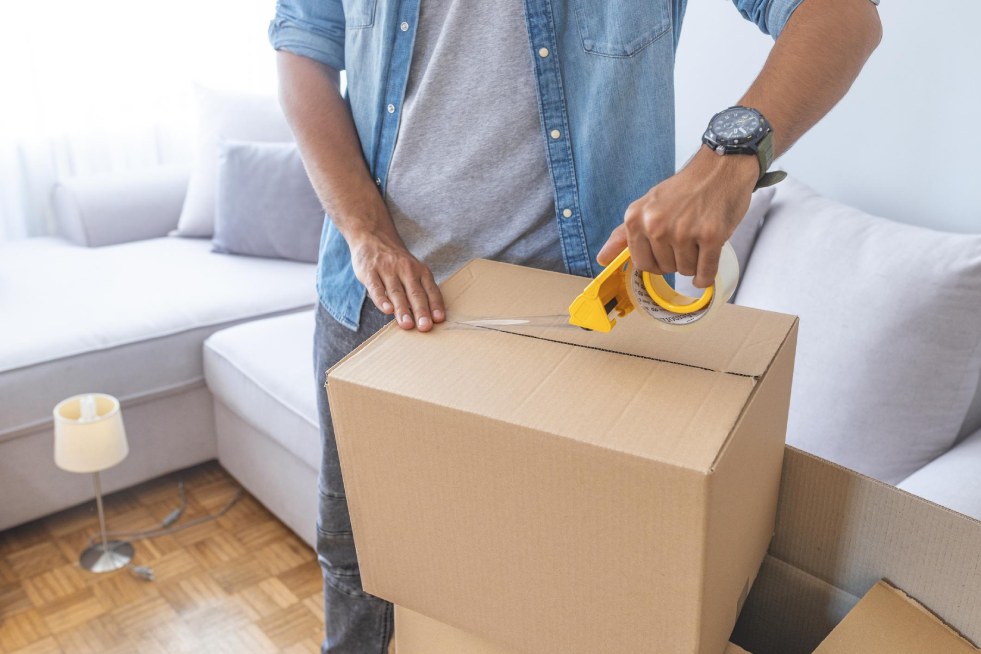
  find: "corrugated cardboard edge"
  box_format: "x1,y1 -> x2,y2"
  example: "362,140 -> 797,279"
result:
813,580 -> 980,652
879,579 -> 978,649
872,580 -> 980,650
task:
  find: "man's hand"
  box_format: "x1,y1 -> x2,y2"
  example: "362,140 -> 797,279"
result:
350,232 -> 445,332
597,149 -> 758,289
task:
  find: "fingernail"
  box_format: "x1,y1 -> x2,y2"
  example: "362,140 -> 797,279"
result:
432,309 -> 444,321
418,316 -> 431,329
382,301 -> 393,312
400,314 -> 411,325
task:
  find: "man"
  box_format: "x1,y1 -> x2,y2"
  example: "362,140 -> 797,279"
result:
269,1 -> 881,651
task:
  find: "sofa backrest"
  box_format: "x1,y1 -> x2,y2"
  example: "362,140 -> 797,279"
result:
960,376 -> 981,442
51,165 -> 190,247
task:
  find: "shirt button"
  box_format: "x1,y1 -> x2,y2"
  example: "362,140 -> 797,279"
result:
538,47 -> 549,58
550,129 -> 561,140
387,104 -> 395,113
562,208 -> 573,218
400,21 -> 409,31
375,178 -> 381,186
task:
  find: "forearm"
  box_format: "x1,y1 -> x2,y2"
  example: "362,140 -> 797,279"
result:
739,0 -> 882,157
276,51 -> 402,249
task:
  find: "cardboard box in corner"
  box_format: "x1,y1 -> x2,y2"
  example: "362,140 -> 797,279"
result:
328,259 -> 799,654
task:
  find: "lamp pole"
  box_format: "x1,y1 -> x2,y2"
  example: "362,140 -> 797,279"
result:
79,470 -> 134,573
93,471 -> 110,555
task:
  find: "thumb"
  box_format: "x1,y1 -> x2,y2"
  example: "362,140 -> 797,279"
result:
597,224 -> 628,266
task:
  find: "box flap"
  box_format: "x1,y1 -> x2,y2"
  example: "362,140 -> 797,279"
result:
814,581 -> 979,652
329,260 -> 795,472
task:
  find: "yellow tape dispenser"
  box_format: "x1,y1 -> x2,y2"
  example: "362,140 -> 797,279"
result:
568,242 -> 739,332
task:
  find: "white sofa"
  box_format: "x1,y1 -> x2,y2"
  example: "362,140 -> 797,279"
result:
2,166 -> 980,547
0,167 -> 317,532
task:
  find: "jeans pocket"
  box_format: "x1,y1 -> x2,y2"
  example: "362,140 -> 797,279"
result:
574,0 -> 672,57
342,0 -> 377,29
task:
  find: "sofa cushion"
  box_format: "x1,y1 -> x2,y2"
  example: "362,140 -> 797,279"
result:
175,85 -> 294,238
0,236 -> 316,441
204,310 -> 320,470
212,141 -> 323,263
735,178 -> 981,484
898,427 -> 981,520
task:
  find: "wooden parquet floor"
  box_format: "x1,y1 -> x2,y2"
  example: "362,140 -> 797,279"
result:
0,461 -> 331,654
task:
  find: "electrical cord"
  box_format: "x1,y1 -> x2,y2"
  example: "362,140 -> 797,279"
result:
84,476 -> 243,582
160,478 -> 187,528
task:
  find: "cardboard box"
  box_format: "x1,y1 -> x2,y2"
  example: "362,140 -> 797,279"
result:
734,448 -> 981,654
393,605 -> 753,654
812,580 -> 978,653
328,259 -> 799,654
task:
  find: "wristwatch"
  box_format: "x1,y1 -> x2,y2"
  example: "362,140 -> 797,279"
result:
701,106 -> 787,190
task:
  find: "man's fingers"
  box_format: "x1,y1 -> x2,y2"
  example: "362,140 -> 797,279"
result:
649,240 -> 677,275
694,243 -> 721,289
365,273 -> 394,314
403,276 -> 434,332
421,271 -> 445,323
383,278 -> 415,329
597,224 -> 628,266
675,243 -> 699,278
626,234 -> 661,275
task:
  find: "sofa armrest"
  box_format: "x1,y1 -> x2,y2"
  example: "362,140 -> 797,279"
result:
51,165 -> 190,247
897,426 -> 981,520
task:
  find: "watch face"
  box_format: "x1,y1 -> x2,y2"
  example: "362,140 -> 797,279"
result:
710,107 -> 763,145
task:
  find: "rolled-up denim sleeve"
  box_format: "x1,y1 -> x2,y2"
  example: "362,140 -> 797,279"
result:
732,0 -> 806,38
268,0 -> 346,72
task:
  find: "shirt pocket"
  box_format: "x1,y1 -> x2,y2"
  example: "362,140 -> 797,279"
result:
342,0 -> 377,29
574,0 -> 672,57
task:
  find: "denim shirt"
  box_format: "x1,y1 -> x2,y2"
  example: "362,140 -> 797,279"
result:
269,0 -> 802,330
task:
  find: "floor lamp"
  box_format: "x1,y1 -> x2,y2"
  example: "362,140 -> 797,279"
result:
53,393 -> 133,573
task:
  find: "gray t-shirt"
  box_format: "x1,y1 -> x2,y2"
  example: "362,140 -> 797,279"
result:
384,1 -> 563,283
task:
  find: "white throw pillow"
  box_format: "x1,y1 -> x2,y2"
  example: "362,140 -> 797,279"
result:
735,177 -> 981,484
672,185 -> 774,299
174,85 -> 295,237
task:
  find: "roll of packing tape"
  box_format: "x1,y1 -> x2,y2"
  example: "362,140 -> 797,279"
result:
625,241 -> 739,330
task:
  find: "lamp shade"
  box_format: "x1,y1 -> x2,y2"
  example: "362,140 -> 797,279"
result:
53,393 -> 128,473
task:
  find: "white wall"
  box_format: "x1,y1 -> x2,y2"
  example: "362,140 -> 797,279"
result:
674,2 -> 981,233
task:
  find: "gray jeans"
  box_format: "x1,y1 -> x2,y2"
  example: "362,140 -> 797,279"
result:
313,300 -> 393,654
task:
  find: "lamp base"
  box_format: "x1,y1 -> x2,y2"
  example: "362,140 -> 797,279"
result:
79,540 -> 134,573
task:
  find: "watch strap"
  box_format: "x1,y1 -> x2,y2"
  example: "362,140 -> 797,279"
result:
753,130 -> 786,190
755,170 -> 788,190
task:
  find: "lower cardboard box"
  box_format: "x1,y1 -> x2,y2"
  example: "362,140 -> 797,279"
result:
393,606 -> 752,654
395,578 -> 980,654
